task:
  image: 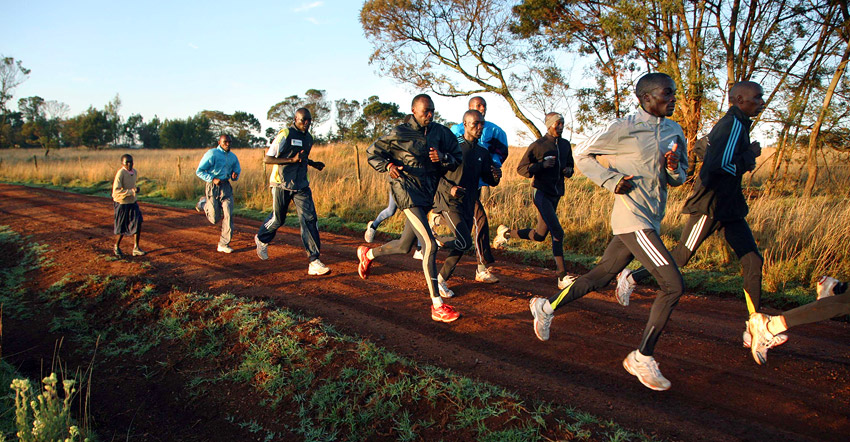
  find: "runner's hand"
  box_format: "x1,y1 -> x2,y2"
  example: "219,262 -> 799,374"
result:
750,141 -> 761,157
310,161 -> 325,171
429,147 -> 442,163
543,156 -> 556,168
665,143 -> 679,170
231,171 -> 238,180
213,178 -> 221,186
492,166 -> 502,180
614,175 -> 634,194
388,163 -> 403,179
451,186 -> 466,199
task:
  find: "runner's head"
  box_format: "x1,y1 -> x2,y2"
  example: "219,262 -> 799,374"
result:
463,109 -> 485,141
729,81 -> 765,118
545,112 -> 564,138
636,73 -> 677,118
294,108 -> 312,132
411,94 -> 435,127
121,154 -> 133,171
218,134 -> 232,152
468,96 -> 486,117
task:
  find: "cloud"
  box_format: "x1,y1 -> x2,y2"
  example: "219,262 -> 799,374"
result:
294,1 -> 323,12
305,17 -> 319,25
188,42 -> 199,50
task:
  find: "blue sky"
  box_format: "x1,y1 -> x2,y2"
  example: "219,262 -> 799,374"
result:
2,0 -> 550,144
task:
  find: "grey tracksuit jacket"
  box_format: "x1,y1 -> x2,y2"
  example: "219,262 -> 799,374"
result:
574,107 -> 688,235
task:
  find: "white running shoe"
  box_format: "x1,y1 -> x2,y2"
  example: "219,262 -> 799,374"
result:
255,235 -> 268,260
623,350 -> 671,391
817,276 -> 839,300
529,297 -> 553,341
308,259 -> 330,275
217,244 -> 233,253
557,274 -> 576,290
492,225 -> 510,249
475,268 -> 499,283
413,249 -> 424,260
746,313 -> 773,365
616,269 -> 635,306
196,197 -> 206,212
437,277 -> 454,298
364,223 -> 377,243
742,329 -> 788,349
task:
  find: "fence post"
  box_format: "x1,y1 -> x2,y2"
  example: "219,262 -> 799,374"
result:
353,143 -> 362,193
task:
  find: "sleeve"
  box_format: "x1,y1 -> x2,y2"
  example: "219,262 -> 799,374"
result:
703,117 -> 752,178
112,169 -> 133,201
516,142 -> 541,178
573,120 -> 625,193
561,140 -> 574,178
437,131 -> 462,172
664,134 -> 687,187
489,125 -> 509,163
266,128 -> 289,157
232,155 -> 241,181
366,131 -> 397,173
195,150 -> 214,183
450,123 -> 464,138
480,151 -> 499,186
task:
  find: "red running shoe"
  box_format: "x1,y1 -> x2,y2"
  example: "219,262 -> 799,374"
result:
357,245 -> 372,279
431,304 -> 460,323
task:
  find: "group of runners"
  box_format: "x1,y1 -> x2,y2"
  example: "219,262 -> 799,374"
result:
110,72 -> 850,392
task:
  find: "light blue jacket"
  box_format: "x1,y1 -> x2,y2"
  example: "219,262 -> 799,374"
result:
196,146 -> 241,183
574,107 -> 687,235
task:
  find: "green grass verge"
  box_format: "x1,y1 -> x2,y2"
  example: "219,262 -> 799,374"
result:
0,224 -> 655,441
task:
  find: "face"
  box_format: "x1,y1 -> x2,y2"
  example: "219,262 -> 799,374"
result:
411,98 -> 435,127
734,85 -> 766,118
219,136 -> 232,151
470,99 -> 486,117
122,157 -> 133,171
464,114 -> 485,139
641,79 -> 677,117
294,112 -> 312,132
547,118 -> 564,138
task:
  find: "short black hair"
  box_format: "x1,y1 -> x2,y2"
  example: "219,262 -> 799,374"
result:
635,73 -> 674,98
295,107 -> 312,119
121,154 -> 133,163
463,109 -> 483,122
468,96 -> 486,108
728,81 -> 762,101
219,134 -> 232,140
412,93 -> 433,107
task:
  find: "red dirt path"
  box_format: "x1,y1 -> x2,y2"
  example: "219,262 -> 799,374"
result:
1,183 -> 848,441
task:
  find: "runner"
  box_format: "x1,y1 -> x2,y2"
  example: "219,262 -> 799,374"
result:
363,190 -> 423,260
195,134 -> 241,253
493,112 -> 574,289
528,73 -> 687,391
434,109 -> 501,298
615,81 -> 787,349
254,108 -> 330,275
112,153 -> 145,257
357,94 -> 463,322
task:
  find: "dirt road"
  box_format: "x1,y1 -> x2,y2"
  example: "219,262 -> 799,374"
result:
1,184 -> 847,441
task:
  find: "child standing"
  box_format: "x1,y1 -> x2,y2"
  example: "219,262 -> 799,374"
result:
112,154 -> 145,257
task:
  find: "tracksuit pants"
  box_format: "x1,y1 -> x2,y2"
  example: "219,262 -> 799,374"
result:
371,206 -> 440,299
371,189 -> 398,230
203,180 -> 234,247
631,214 -> 762,314
435,209 -> 474,281
473,186 -> 495,267
549,229 -> 684,356
257,186 -> 321,262
784,291 -> 850,328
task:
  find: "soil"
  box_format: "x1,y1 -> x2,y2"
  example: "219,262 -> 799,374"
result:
1,183 -> 848,442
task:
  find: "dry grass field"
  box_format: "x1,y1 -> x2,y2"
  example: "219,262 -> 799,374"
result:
1,143 -> 849,298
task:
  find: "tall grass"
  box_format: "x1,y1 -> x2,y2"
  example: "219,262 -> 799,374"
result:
1,144 -> 848,296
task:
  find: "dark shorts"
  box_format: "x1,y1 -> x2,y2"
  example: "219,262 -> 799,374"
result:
114,202 -> 142,235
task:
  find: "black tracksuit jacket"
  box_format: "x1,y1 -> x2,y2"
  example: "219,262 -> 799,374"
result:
516,133 -> 573,196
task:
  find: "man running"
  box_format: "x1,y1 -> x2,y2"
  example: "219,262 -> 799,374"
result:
254,108 -> 330,275
493,112 -> 574,289
196,134 -> 241,253
615,81 -> 787,349
748,276 -> 850,364
528,73 -> 687,391
449,96 -> 509,283
356,94 -> 463,322
434,109 -> 501,298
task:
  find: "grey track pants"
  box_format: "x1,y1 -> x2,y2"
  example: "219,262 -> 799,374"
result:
203,180 -> 234,247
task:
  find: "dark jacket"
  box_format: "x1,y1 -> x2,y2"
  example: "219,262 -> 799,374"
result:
367,115 -> 462,210
517,134 -> 573,196
683,106 -> 757,221
434,135 -> 499,215
268,127 -> 313,190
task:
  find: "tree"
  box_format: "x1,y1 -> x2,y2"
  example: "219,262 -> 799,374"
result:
137,117 -> 161,149
124,114 -> 144,145
63,107 -> 113,148
159,114 -> 214,148
201,110 -> 262,147
334,98 -> 361,141
353,95 -> 405,141
0,56 -> 30,148
18,96 -> 45,122
361,0 -> 547,138
267,89 -> 331,128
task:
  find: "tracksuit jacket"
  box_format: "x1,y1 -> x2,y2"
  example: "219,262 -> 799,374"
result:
516,133 -> 574,196
267,126 -> 314,190
682,106 -> 757,221
574,107 -> 688,235
196,146 -> 241,183
367,115 -> 462,210
434,136 -> 499,215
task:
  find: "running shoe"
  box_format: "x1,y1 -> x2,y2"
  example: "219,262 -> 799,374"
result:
817,276 -> 839,300
308,259 -> 331,275
217,244 -> 233,253
746,313 -> 773,365
623,350 -> 671,391
616,269 -> 635,306
413,249 -> 424,260
557,274 -> 576,290
196,197 -> 206,212
431,304 -> 460,322
364,223 -> 377,243
357,245 -> 372,279
742,329 -> 787,349
132,247 -> 146,257
529,297 -> 553,341
437,278 -> 454,298
255,235 -> 268,260
492,225 -> 510,249
428,211 -> 441,231
475,268 -> 499,283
